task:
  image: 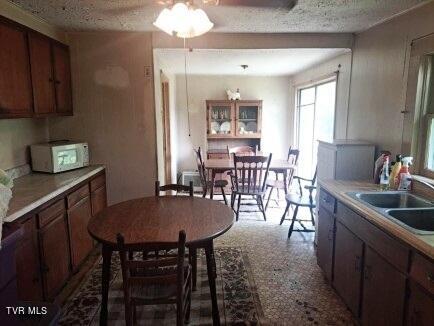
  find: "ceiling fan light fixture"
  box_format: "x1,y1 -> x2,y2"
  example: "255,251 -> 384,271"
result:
153,2 -> 214,38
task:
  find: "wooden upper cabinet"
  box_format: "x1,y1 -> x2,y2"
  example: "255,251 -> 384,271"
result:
235,101 -> 262,138
0,19 -> 33,118
52,43 -> 72,114
206,100 -> 262,139
28,33 -> 56,115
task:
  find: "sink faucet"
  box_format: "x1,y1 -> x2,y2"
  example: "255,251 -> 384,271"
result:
412,178 -> 434,191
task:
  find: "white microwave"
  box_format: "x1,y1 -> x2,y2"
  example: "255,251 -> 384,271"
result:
30,141 -> 89,173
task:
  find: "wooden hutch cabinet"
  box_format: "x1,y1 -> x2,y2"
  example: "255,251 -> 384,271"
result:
206,100 -> 262,139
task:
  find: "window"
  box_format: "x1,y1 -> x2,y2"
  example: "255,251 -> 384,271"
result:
296,78 -> 336,178
414,54 -> 434,178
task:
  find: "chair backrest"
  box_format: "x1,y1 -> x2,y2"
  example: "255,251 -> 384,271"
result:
228,146 -> 256,156
194,147 -> 208,192
233,153 -> 272,193
155,180 -> 193,197
287,148 -> 300,186
116,230 -> 187,301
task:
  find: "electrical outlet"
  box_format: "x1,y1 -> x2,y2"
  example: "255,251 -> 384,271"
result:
144,66 -> 152,78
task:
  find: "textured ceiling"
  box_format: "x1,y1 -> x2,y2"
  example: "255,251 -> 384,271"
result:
155,48 -> 350,76
8,0 -> 429,33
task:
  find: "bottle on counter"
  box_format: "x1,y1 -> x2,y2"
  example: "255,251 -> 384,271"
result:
398,157 -> 413,190
389,154 -> 402,189
380,156 -> 390,191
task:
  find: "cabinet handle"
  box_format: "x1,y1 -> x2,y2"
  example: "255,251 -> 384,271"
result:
427,271 -> 434,283
32,276 -> 39,284
55,80 -> 61,84
48,77 -> 53,83
364,264 -> 371,280
42,265 -> 50,273
354,255 -> 361,272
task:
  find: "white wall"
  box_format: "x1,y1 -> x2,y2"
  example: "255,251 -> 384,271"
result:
174,74 -> 292,174
347,1 -> 434,157
289,52 -> 353,143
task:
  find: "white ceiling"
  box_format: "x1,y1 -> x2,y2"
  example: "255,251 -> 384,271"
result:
155,48 -> 350,76
8,0 -> 429,33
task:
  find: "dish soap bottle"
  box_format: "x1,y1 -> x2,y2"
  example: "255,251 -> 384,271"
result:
389,154 -> 402,189
398,157 -> 413,190
380,156 -> 390,191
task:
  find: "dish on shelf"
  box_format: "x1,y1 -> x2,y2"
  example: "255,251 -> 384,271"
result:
246,122 -> 257,132
211,122 -> 220,134
220,121 -> 231,133
238,122 -> 247,134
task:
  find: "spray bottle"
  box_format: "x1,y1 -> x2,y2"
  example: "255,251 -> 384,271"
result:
380,156 -> 390,191
398,157 -> 413,191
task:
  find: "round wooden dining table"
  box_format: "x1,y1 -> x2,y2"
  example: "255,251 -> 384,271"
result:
88,196 -> 234,326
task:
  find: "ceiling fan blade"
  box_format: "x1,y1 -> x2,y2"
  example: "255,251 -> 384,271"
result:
204,0 -> 297,9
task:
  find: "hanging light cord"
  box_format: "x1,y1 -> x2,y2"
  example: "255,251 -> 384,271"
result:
184,37 -> 192,137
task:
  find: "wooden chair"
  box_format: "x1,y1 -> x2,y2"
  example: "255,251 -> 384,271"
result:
280,168 -> 317,239
154,180 -> 198,290
155,180 -> 193,197
194,147 -> 228,204
117,230 -> 192,326
228,145 -> 256,156
231,154 -> 272,221
265,148 -> 300,210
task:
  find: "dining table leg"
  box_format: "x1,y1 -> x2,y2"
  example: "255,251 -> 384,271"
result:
100,245 -> 113,326
210,170 -> 216,199
205,241 -> 220,326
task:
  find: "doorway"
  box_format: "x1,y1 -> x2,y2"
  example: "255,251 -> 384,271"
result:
296,79 -> 337,178
161,81 -> 172,185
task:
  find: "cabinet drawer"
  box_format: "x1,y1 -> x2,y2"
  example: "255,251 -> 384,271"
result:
337,202 -> 409,272
410,253 -> 434,295
319,190 -> 336,214
90,173 -> 105,192
67,184 -> 90,208
38,199 -> 65,228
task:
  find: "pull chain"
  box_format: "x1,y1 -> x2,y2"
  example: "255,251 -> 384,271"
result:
184,37 -> 191,137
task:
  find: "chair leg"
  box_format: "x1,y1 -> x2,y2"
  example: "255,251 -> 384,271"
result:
280,203 -> 290,225
288,205 -> 299,239
210,187 -> 214,199
231,192 -> 235,209
258,195 -> 267,221
221,187 -> 228,205
310,207 -> 316,226
185,277 -> 192,323
265,186 -> 274,211
202,188 -> 207,198
236,194 -> 242,221
190,248 -> 197,291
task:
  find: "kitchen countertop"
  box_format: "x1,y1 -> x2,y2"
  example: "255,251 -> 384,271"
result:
319,179 -> 434,260
4,165 -> 105,223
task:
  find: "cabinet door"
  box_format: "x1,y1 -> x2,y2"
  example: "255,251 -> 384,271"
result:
52,43 -> 72,114
235,101 -> 262,138
0,20 -> 33,117
317,207 -> 335,281
15,216 -> 43,301
39,213 -> 70,300
68,196 -> 93,269
28,33 -> 56,115
91,186 -> 107,216
207,101 -> 235,138
361,246 -> 406,326
407,281 -> 434,326
333,221 -> 363,316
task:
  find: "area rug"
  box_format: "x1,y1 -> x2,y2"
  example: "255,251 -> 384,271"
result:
59,247 -> 264,325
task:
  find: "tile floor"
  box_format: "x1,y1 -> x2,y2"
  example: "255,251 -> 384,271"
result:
215,198 -> 355,325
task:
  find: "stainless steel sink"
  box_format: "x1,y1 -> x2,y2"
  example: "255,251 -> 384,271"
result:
355,192 -> 432,208
347,191 -> 434,235
386,208 -> 434,235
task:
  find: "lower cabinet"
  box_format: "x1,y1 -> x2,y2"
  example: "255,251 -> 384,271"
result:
316,207 -> 335,281
361,246 -> 406,326
15,216 -> 43,301
407,281 -> 434,325
39,213 -> 70,300
333,221 -> 363,316
68,195 -> 94,270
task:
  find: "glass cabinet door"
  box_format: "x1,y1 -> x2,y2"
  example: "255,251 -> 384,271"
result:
207,101 -> 234,137
236,101 -> 262,137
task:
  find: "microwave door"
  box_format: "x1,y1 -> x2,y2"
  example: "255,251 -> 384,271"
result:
53,147 -> 80,172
